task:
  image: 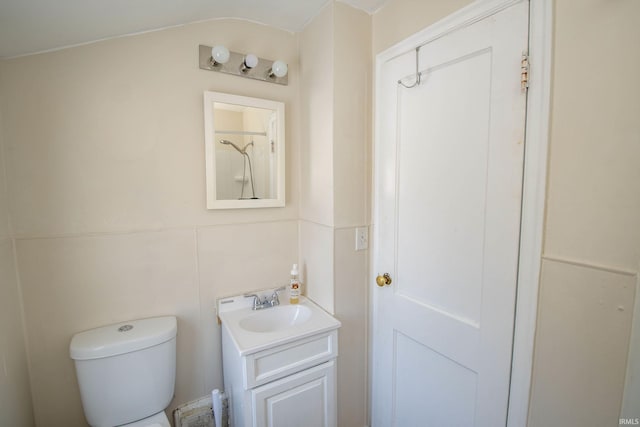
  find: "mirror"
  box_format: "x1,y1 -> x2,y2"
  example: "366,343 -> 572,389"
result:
204,91 -> 285,209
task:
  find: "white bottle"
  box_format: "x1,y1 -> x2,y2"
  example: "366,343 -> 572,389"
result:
289,263 -> 300,304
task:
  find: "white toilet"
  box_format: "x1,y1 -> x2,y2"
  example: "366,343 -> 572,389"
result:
69,316 -> 177,427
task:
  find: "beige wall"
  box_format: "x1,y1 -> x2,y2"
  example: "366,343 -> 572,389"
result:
529,259 -> 636,426
1,21 -> 299,237
332,5 -> 370,427
299,3 -> 336,312
0,19 -> 300,426
299,3 -> 370,426
0,94 -> 35,426
542,0 -> 640,271
529,0 -> 640,425
372,0 -> 640,426
299,3 -> 335,228
6,1 -> 637,426
333,2 -> 370,229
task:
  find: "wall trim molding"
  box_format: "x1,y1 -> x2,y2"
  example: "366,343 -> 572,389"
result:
371,0 -> 553,425
508,0 -> 553,424
622,272 -> 640,419
542,255 -> 638,278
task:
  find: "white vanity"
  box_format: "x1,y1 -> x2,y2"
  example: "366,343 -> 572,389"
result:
217,293 -> 341,427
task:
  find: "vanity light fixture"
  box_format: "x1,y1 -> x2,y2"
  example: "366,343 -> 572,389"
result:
198,44 -> 288,85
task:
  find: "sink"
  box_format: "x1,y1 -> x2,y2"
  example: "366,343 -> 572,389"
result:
217,295 -> 341,356
239,304 -> 312,333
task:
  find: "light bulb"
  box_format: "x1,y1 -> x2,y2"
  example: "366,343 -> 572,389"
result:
271,60 -> 288,78
211,45 -> 230,65
244,54 -> 259,69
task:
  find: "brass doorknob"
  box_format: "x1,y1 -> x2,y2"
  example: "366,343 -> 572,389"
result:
376,273 -> 392,287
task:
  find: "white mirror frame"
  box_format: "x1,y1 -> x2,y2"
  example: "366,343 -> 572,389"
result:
204,91 -> 285,209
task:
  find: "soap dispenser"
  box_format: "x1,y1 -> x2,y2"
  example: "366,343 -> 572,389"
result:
289,264 -> 300,304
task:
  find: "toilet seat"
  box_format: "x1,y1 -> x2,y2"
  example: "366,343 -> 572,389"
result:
119,411 -> 170,427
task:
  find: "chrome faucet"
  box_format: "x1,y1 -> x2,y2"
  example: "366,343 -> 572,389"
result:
244,287 -> 286,310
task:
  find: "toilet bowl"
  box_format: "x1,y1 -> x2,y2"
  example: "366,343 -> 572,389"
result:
70,316 -> 177,427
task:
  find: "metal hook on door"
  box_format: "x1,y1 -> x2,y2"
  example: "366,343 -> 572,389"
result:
398,46 -> 422,89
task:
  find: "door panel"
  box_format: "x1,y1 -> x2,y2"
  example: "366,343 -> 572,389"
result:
394,331 -> 477,427
372,2 -> 529,426
397,49 -> 492,326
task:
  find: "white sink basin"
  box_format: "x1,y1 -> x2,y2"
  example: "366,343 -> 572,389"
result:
239,304 -> 312,333
217,295 -> 341,356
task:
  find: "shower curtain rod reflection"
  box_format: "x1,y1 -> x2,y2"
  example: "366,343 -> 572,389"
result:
216,130 -> 267,136
219,139 -> 258,200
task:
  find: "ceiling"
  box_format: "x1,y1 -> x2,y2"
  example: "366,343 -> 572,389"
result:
0,0 -> 387,59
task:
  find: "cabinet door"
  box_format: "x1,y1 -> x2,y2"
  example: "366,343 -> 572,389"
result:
251,360 -> 336,427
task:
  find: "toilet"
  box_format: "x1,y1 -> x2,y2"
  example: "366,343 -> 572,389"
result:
69,316 -> 177,427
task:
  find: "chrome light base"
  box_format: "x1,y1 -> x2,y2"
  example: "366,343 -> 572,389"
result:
198,45 -> 288,86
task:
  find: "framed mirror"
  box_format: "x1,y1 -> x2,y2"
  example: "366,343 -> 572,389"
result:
204,91 -> 285,209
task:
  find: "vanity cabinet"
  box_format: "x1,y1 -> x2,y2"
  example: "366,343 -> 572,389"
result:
221,327 -> 338,427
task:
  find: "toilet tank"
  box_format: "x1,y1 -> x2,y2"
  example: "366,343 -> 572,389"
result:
70,316 -> 177,427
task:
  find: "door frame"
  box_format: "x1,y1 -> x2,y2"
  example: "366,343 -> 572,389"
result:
370,0 -> 552,425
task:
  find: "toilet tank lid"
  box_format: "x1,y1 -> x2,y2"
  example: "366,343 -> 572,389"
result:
70,316 -> 177,360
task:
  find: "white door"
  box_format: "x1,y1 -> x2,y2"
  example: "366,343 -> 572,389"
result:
372,2 -> 529,426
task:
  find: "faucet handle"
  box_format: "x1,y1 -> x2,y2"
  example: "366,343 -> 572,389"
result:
270,286 -> 287,306
243,294 -> 261,310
